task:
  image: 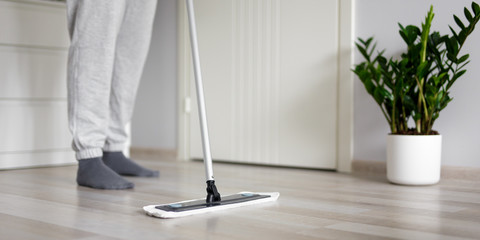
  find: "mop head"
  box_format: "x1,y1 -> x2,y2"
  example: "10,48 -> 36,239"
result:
143,192 -> 279,218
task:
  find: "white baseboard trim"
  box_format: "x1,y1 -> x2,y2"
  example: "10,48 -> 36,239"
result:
0,150 -> 76,170
352,160 -> 480,181
130,147 -> 177,158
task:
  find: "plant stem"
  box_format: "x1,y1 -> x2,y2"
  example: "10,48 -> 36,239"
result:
392,95 -> 397,133
402,103 -> 408,131
416,6 -> 434,134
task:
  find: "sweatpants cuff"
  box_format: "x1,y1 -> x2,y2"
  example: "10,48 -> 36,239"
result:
76,148 -> 103,160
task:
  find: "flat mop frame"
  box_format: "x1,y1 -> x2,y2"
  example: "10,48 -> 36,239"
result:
143,0 -> 279,218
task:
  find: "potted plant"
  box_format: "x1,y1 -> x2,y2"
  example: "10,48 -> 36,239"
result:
354,2 -> 480,185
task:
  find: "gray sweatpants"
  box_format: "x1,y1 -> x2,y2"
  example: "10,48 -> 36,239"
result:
66,0 -> 157,160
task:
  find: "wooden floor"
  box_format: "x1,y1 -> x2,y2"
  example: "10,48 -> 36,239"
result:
1,153 -> 479,240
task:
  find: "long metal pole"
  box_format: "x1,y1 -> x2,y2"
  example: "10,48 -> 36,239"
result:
186,0 -> 214,182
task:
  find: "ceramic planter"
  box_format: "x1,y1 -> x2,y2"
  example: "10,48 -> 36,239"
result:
386,134 -> 442,185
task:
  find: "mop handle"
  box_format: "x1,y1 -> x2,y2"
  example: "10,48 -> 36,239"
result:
186,0 -> 214,182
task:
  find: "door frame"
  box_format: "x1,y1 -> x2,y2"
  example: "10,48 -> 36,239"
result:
177,0 -> 354,172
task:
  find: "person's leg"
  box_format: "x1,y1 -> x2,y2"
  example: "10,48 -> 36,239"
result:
102,0 -> 159,177
66,0 -> 133,189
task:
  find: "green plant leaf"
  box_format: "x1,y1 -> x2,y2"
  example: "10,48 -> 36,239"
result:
458,54 -> 470,63
394,77 -> 403,96
447,53 -> 456,62
472,2 -> 480,15
465,7 -> 474,22
440,95 -> 453,110
427,94 -> 436,108
445,37 -> 459,61
374,87 -> 393,105
449,25 -> 460,43
425,84 -> 437,95
399,31 -> 409,45
358,37 -> 372,47
416,61 -> 430,79
431,76 -> 440,86
354,64 -> 364,72
458,30 -> 467,45
408,25 -> 421,42
373,87 -> 385,105
368,65 -> 379,81
400,58 -> 409,68
436,91 -> 445,109
451,69 -> 467,83
447,69 -> 467,90
384,89 -> 394,101
454,15 -> 466,30
353,68 -> 367,81
404,95 -> 416,110
448,35 -> 465,53
356,43 -> 371,62
458,60 -> 471,71
364,78 -> 375,95
369,42 -> 378,58
429,31 -> 442,46
377,55 -> 387,66
399,25 -> 421,45
434,72 -> 448,86
413,113 -> 422,121
365,37 -> 373,47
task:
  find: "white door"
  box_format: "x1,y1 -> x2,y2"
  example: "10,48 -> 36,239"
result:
180,0 -> 350,170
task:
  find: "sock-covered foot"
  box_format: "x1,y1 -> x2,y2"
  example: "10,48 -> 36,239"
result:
76,157 -> 134,190
102,151 -> 159,177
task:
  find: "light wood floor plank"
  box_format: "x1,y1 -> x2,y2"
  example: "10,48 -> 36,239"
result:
325,222 -> 471,240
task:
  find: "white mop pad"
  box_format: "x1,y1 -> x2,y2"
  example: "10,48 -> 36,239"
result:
143,192 -> 280,219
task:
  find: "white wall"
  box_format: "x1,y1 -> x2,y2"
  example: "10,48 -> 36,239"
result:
354,0 -> 480,167
131,0 -> 177,150
131,0 -> 480,168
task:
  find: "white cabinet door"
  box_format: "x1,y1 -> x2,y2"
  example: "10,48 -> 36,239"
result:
0,0 -> 75,169
182,0 -> 342,169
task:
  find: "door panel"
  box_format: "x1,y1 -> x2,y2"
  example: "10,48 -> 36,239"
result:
0,1 -> 69,48
0,46 -> 67,99
187,0 -> 338,169
0,1 -> 75,169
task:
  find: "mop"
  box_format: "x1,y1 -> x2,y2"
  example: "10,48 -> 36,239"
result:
143,0 -> 279,219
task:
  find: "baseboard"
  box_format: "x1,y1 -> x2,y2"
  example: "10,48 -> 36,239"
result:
352,160 -> 386,175
352,160 -> 480,181
0,150 -> 76,170
440,165 -> 480,181
130,147 -> 177,159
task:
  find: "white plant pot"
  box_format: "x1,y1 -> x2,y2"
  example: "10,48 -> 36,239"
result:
386,134 -> 442,185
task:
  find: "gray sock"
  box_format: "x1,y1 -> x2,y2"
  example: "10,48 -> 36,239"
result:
102,151 -> 159,177
76,157 -> 134,190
